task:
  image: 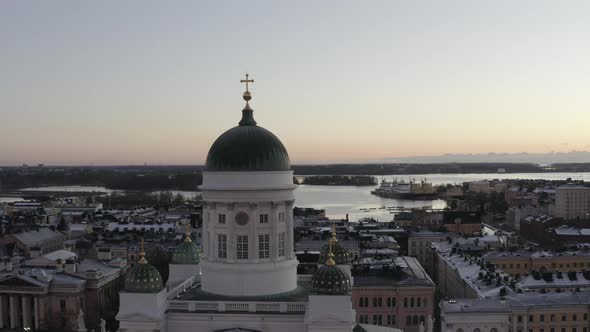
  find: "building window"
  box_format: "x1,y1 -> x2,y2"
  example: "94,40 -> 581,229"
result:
359,297 -> 364,307
491,329 -> 498,332
457,329 -> 464,332
404,297 -> 408,307
218,214 -> 226,224
411,297 -> 415,307
584,313 -> 588,320
573,314 -> 578,321
387,315 -> 391,326
562,314 -> 567,321
278,212 -> 285,223
406,316 -> 411,326
413,316 -> 419,326
278,232 -> 286,257
391,314 -> 396,325
378,297 -> 383,307
529,315 -> 534,322
540,314 -> 545,322
258,234 -> 270,259
373,315 -> 378,325
60,299 -> 66,313
473,329 -> 481,332
364,297 -> 369,307
237,235 -> 248,260
218,234 -> 227,259
387,297 -> 391,307
259,214 -> 269,224
392,297 -> 396,307
373,297 -> 378,307
417,297 -> 422,307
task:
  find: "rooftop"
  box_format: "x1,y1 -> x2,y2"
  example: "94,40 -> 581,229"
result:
13,229 -> 64,246
353,256 -> 435,288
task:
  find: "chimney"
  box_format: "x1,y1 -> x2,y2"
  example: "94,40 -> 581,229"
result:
56,259 -> 64,272
30,246 -> 42,258
64,258 -> 78,274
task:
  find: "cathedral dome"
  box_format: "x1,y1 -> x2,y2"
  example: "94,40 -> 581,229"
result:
172,235 -> 200,265
312,262 -> 351,295
205,87 -> 290,172
125,248 -> 163,293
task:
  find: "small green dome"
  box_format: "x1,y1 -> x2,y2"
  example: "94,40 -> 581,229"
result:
319,240 -> 350,265
312,264 -> 351,295
205,104 -> 291,172
172,237 -> 200,264
125,256 -> 163,293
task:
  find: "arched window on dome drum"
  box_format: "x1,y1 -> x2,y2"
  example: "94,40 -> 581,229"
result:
457,329 -> 464,332
491,328 -> 498,332
473,329 -> 481,332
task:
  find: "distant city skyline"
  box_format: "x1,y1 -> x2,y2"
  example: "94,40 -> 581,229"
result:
1,1 -> 589,165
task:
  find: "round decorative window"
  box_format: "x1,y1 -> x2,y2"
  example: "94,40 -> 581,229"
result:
235,211 -> 249,226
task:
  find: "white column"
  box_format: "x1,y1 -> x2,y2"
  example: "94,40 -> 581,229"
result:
9,295 -> 16,329
286,200 -> 295,258
0,295 -> 3,328
271,202 -> 278,261
34,296 -> 39,330
22,295 -> 30,329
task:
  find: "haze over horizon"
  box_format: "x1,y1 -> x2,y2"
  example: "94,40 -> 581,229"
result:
1,1 -> 589,166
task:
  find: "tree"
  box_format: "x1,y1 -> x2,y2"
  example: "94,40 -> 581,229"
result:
145,244 -> 172,284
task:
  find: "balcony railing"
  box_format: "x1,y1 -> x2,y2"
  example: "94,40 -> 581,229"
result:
168,300 -> 307,314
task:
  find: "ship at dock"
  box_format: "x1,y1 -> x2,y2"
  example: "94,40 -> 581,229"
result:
370,177 -> 438,200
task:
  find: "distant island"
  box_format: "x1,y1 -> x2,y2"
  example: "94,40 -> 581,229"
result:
298,175 -> 377,186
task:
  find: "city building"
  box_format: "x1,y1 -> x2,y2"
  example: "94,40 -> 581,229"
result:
555,185 -> 590,220
352,256 -> 436,331
440,291 -> 590,332
484,250 -> 590,279
1,228 -> 66,256
0,252 -> 126,331
408,231 -> 448,276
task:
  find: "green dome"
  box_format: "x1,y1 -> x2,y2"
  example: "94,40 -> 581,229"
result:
312,264 -> 351,295
205,105 -> 291,172
319,240 -> 350,265
125,256 -> 163,293
172,238 -> 200,264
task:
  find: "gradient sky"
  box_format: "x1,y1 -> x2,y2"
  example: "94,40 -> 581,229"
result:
1,1 -> 589,165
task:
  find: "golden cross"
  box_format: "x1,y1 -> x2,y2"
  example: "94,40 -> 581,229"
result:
240,73 -> 254,92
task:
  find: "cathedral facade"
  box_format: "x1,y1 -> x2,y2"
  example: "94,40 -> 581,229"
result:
116,77 -> 400,332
